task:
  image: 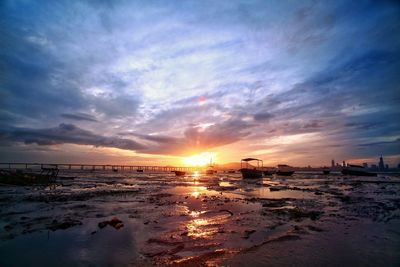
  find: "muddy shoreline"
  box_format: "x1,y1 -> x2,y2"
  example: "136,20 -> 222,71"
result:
1,171 -> 399,266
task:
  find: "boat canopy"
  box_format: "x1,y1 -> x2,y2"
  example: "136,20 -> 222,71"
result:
241,158 -> 260,162
241,158 -> 263,169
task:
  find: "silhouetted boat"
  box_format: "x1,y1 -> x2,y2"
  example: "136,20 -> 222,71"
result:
322,168 -> 330,175
112,168 -> 118,172
227,170 -> 235,173
276,164 -> 294,176
137,169 -> 144,172
206,169 -> 216,175
240,158 -> 263,179
263,170 -> 276,175
173,171 -> 186,176
342,164 -> 377,177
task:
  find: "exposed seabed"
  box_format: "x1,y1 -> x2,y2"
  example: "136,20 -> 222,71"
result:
1,171 -> 399,266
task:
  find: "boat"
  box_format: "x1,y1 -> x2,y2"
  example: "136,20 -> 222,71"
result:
276,164 -> 295,176
206,169 -> 216,175
341,164 -> 377,177
173,171 -> 186,176
263,170 -> 276,176
205,158 -> 216,175
227,170 -> 235,173
322,167 -> 330,175
137,169 -> 144,172
240,158 -> 263,179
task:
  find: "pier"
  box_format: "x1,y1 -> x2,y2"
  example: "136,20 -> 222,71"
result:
0,163 -> 202,172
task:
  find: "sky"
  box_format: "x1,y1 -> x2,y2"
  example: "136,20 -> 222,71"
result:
1,0 -> 400,167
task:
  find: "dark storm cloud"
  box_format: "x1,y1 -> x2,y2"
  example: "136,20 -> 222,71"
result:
2,123 -> 146,151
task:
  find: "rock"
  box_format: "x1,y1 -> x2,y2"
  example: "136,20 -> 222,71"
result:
98,217 -> 124,230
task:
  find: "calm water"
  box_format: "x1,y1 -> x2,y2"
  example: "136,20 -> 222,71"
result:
1,171 -> 399,266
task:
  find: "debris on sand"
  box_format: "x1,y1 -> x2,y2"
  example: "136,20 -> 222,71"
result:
98,217 -> 124,230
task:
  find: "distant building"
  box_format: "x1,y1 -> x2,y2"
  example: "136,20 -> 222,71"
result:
385,164 -> 389,170
398,163 -> 400,170
371,164 -> 378,170
331,159 -> 335,167
379,155 -> 385,171
362,163 -> 368,169
343,161 -> 346,167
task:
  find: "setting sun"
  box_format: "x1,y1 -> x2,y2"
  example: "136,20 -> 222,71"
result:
183,152 -> 217,167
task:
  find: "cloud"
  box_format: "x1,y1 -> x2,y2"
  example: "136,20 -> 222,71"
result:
133,117 -> 254,155
303,120 -> 323,129
1,0 -> 400,164
2,123 -> 146,151
358,138 -> 400,147
253,112 -> 274,121
61,113 -> 98,122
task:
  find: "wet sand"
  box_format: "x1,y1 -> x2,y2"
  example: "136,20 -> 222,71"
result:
1,171 -> 399,266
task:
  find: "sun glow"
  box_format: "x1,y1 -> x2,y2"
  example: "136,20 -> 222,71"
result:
183,152 -> 217,167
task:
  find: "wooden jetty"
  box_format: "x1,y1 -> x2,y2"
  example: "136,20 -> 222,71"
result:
0,163 -> 202,172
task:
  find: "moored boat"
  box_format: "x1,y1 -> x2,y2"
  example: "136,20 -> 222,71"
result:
240,158 -> 263,179
205,158 -> 216,175
263,170 -> 276,176
322,168 -> 331,175
276,164 -> 295,176
205,169 -> 216,175
341,164 -> 377,177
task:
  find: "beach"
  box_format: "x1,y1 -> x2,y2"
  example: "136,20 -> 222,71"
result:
1,171 -> 399,266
